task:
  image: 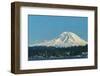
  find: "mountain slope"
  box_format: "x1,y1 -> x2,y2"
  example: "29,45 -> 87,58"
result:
30,32 -> 87,47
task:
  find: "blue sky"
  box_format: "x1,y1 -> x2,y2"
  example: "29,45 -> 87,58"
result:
28,15 -> 88,45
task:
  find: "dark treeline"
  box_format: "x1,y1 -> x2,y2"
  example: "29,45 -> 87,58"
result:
28,45 -> 88,60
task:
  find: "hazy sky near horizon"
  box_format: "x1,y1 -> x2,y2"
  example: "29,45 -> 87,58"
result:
28,15 -> 88,45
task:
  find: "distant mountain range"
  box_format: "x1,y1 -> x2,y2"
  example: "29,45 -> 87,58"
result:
29,32 -> 87,47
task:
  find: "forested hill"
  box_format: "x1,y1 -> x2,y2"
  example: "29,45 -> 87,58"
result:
28,45 -> 88,60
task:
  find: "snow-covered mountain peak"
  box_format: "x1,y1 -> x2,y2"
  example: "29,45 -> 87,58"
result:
59,32 -> 79,38
30,32 -> 87,47
60,32 -> 73,36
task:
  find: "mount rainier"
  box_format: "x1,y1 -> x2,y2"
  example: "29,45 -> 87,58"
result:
30,32 -> 87,47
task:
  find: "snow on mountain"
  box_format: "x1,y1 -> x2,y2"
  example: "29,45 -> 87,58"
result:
30,32 -> 87,47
